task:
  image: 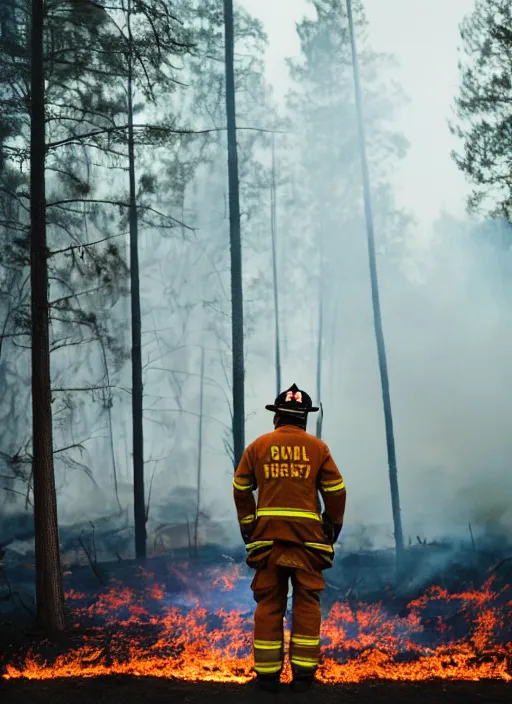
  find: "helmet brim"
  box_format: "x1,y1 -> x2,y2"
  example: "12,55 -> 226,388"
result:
265,404 -> 319,414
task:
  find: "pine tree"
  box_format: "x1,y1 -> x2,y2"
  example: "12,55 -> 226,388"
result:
283,0 -> 409,553
101,0 -> 194,559
141,0 -> 280,470
2,0 -> 282,557
30,0 -> 66,633
284,0 -> 409,391
0,1 -> 133,586
223,0 -> 244,469
0,0 -> 198,527
451,0 -> 512,221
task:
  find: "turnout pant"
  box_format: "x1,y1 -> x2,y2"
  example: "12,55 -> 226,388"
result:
250,544 -> 325,678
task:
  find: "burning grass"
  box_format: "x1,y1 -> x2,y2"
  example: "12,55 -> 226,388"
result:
2,562 -> 512,683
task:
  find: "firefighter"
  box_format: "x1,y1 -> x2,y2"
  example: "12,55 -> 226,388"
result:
233,383 -> 346,693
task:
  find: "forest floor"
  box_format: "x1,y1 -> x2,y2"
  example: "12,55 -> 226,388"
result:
2,541 -> 512,702
3,676 -> 512,704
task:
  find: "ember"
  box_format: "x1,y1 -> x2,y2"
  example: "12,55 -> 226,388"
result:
2,565 -> 511,683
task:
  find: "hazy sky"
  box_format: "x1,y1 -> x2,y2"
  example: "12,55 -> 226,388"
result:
241,0 -> 475,232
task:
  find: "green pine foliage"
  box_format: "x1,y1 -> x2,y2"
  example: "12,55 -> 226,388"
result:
451,0 -> 512,221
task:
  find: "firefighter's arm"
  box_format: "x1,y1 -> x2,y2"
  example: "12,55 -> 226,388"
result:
318,444 -> 346,544
233,445 -> 257,543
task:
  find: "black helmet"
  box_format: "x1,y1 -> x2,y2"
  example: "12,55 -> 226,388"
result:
265,383 -> 319,419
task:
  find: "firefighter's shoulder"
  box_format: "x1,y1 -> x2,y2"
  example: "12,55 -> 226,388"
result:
242,432 -> 274,455
305,432 -> 332,453
251,431 -> 276,449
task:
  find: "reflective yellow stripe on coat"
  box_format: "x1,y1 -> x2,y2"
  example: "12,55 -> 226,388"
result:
233,479 -> 253,492
256,508 -> 321,521
320,479 -> 345,493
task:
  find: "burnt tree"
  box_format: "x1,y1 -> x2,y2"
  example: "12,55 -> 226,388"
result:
316,215 -> 324,440
270,134 -> 281,396
126,0 -> 146,560
346,0 -> 404,569
30,0 -> 65,632
223,0 -> 245,469
193,347 -> 205,556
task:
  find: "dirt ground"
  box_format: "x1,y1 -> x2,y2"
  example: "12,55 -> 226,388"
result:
2,676 -> 511,704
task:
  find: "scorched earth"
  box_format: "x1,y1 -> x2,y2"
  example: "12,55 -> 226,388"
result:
1,559 -> 512,703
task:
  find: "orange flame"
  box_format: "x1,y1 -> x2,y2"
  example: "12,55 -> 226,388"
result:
2,566 -> 511,683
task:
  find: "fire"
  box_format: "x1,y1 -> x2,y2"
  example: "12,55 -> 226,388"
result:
2,565 -> 511,683
212,565 -> 242,591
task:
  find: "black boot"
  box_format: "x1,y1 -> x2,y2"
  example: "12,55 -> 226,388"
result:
290,675 -> 314,693
256,674 -> 280,693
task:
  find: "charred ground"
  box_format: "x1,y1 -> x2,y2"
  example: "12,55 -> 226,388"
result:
3,676 -> 512,704
1,533 -> 512,699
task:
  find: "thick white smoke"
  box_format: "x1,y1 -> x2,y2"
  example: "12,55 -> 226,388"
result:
237,218 -> 512,550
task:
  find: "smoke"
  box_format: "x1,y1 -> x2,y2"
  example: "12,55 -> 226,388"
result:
61,3 -> 512,556
13,204 -> 511,557
237,216 -> 512,550
228,0 -> 512,551
3,0 -> 512,567
381,220 -> 512,544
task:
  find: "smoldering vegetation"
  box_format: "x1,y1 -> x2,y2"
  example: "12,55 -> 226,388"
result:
1,0 -> 512,635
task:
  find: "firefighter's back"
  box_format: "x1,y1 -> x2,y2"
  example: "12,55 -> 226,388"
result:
248,425 -> 333,546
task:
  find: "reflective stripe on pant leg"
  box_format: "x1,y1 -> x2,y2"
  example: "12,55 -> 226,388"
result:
290,568 -> 324,676
253,638 -> 283,675
252,564 -> 289,675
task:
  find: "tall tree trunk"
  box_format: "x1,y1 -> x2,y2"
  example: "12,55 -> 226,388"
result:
30,0 -> 65,633
328,298 -> 338,407
223,0 -> 245,469
194,347 -> 205,558
315,289 -> 323,439
316,218 -> 324,439
346,0 -> 404,569
270,134 -> 281,396
127,0 -> 145,559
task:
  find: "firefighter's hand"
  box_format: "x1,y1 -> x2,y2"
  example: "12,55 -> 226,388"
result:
331,522 -> 342,544
322,521 -> 335,545
322,513 -> 342,545
241,524 -> 255,544
321,511 -> 332,537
